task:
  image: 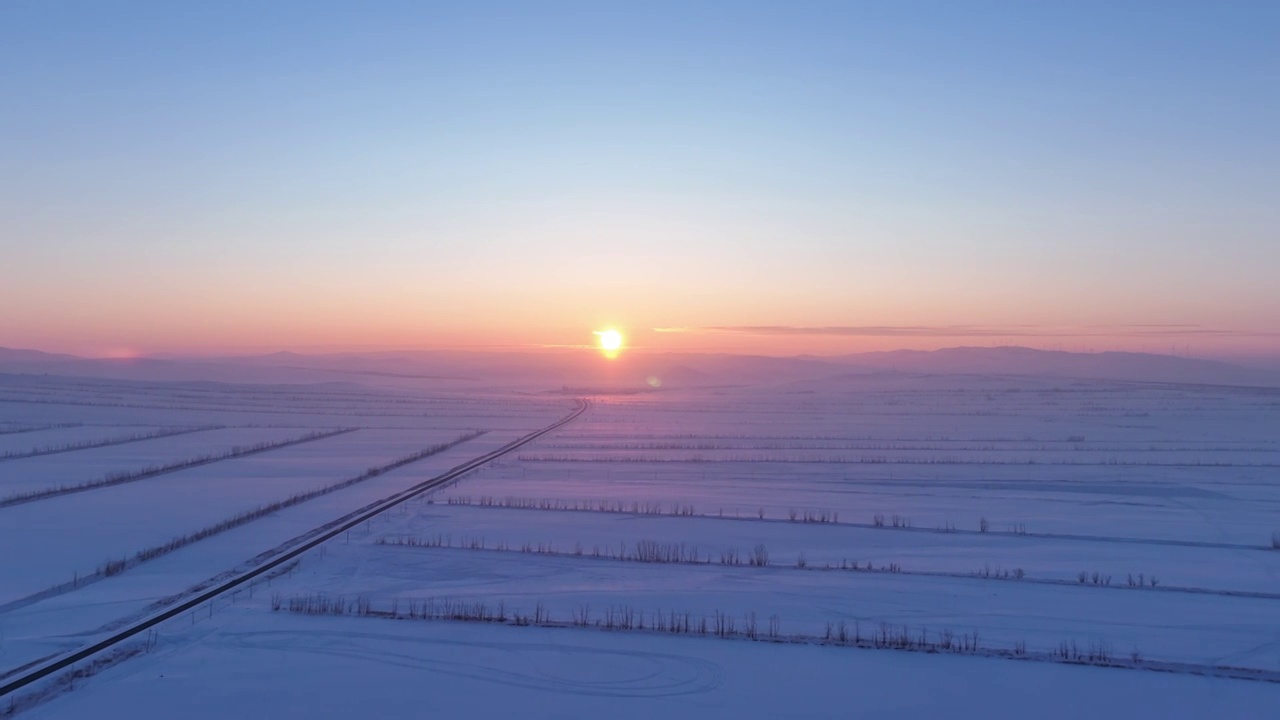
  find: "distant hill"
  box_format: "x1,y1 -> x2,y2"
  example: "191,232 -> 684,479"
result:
830,346 -> 1280,387
0,347 -> 80,363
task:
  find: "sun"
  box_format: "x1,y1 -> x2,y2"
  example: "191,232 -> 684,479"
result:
595,328 -> 624,358
598,329 -> 623,351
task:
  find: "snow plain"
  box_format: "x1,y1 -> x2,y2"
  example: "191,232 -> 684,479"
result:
21,614 -> 1279,720
2,370 -> 1278,718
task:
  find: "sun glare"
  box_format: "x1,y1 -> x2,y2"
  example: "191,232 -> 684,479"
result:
595,328 -> 624,359
599,329 -> 623,351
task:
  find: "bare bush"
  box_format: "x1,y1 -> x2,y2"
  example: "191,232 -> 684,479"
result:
274,595 -> 1224,679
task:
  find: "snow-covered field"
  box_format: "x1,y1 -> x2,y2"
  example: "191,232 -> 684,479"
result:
2,371 -> 1278,717
21,614 -> 1278,720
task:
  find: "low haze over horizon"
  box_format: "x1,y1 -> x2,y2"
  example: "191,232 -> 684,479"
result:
3,1 -> 1278,359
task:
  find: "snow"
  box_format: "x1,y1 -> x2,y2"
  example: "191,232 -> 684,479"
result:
0,431 -> 524,677
20,613 -> 1278,720
374,503 -> 1280,595
0,426 -> 170,457
0,429 -> 493,604
0,426 -> 307,494
2,369 -> 1278,717
233,515 -> 1279,670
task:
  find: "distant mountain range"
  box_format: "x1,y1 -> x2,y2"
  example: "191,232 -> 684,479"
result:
829,346 -> 1280,387
1,345 -> 1278,390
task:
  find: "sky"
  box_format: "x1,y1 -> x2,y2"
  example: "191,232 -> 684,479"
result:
2,1 -> 1278,358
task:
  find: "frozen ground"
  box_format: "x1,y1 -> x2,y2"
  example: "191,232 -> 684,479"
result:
0,374 -> 565,691
20,613 -> 1279,720
0,426 -> 311,495
2,370 -> 1277,717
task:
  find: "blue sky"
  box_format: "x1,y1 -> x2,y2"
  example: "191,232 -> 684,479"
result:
2,1 -> 1277,355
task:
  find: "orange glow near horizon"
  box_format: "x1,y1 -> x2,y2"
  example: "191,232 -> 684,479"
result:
4,310 -> 1280,360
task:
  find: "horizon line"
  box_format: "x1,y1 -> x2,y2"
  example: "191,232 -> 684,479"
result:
3,342 -> 1279,365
